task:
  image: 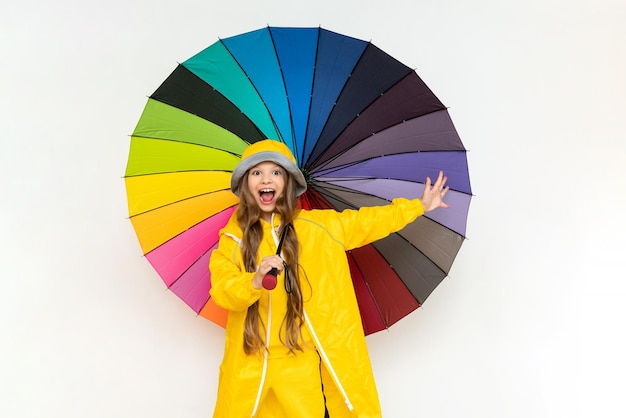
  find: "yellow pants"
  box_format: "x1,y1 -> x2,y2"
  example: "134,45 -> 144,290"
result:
254,348 -> 326,418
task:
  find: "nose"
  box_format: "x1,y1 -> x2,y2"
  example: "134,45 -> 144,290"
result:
260,172 -> 272,183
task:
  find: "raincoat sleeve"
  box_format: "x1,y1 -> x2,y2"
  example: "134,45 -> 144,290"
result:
337,197 -> 425,250
209,233 -> 263,312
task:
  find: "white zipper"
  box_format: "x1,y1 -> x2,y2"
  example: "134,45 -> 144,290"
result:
249,216 -> 354,414
251,214 -> 280,417
304,309 -> 354,411
250,291 -> 271,417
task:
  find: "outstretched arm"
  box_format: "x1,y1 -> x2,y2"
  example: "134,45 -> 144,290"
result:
420,170 -> 450,212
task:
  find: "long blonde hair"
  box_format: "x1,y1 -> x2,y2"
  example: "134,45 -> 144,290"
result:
236,169 -> 305,355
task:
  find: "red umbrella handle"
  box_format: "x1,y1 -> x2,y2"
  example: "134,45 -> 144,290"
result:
262,224 -> 289,290
262,268 -> 278,290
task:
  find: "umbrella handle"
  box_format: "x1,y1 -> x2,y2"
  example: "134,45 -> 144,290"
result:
262,268 -> 278,290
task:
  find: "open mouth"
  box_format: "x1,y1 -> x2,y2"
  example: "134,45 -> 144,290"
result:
259,188 -> 275,204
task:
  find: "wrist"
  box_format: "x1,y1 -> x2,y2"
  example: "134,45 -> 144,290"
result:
252,272 -> 263,289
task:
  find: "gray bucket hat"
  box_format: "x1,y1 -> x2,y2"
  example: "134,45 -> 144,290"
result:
230,140 -> 307,196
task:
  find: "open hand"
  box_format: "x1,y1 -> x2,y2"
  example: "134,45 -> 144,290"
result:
420,171 -> 450,212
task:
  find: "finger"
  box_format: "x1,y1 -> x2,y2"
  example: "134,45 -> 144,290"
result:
268,256 -> 284,272
440,186 -> 450,208
435,171 -> 446,189
261,257 -> 278,272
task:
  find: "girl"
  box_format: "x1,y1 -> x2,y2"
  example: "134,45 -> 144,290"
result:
209,140 -> 450,418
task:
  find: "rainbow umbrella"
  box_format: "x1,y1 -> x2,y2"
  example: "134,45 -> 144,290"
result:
125,26 -> 472,335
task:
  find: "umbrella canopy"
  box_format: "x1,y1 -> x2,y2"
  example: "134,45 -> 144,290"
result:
125,26 -> 472,335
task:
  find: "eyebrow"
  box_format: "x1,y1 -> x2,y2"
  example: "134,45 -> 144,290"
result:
250,163 -> 282,171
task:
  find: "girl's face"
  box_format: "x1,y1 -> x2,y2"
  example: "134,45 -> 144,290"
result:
247,161 -> 286,221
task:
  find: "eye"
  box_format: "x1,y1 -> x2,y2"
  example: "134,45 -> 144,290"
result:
250,169 -> 261,176
273,169 -> 282,176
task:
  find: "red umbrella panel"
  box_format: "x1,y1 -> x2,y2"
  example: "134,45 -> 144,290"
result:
125,26 -> 472,335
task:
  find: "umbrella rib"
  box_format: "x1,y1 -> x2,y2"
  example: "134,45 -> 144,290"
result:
372,233 -> 449,306
314,183 -> 467,239
267,27 -> 298,154
149,64 -> 267,143
129,134 -> 248,155
300,27 -> 322,165
219,38 -> 285,143
311,108 -> 462,172
165,243 -> 216,290
124,169 -> 233,180
304,41 -> 372,168
144,204 -> 236,284
313,148 -> 464,172
307,61 -> 415,169
349,251 -> 391,331
311,181 -> 391,205
127,188 -> 234,218
317,177 -> 474,198
165,246 -> 218,315
319,177 -> 470,196
313,182 -> 466,248
311,152 -> 471,195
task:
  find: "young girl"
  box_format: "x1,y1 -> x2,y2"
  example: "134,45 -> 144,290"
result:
209,140 -> 450,418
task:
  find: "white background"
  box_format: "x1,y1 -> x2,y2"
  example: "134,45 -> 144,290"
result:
2,0 -> 625,417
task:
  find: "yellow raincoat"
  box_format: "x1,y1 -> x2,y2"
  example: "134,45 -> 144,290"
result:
209,197 -> 425,418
